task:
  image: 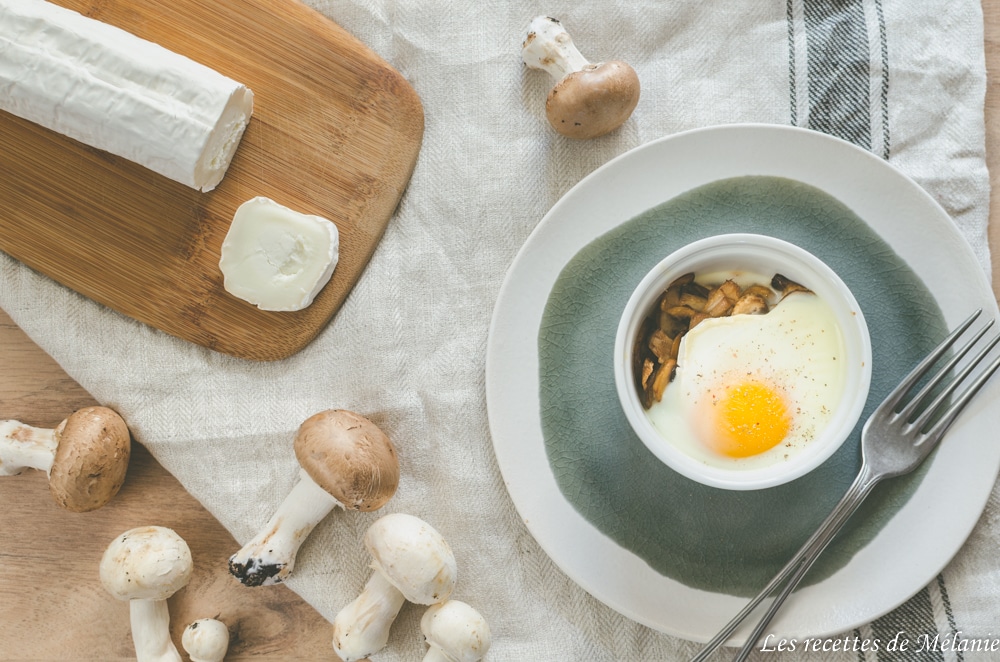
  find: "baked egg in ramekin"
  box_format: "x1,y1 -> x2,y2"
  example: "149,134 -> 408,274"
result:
614,233 -> 872,490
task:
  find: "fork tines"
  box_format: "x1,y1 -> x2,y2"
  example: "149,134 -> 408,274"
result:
890,309 -> 1000,439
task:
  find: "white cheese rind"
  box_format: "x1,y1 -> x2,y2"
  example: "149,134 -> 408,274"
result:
0,0 -> 253,192
219,197 -> 340,312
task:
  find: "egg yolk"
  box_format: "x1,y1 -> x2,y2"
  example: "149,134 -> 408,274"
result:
710,381 -> 791,458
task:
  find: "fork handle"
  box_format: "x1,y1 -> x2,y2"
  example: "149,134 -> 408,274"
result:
690,464 -> 881,662
730,474 -> 879,662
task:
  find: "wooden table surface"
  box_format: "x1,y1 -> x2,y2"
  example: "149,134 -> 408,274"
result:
5,5 -> 1000,661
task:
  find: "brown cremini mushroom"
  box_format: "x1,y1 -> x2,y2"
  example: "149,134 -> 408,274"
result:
0,406 -> 130,511
522,15 -> 640,139
228,409 -> 399,587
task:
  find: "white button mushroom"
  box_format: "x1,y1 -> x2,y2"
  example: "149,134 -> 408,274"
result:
228,409 -> 399,586
522,15 -> 641,139
332,513 -> 458,662
0,406 -> 130,511
182,618 -> 230,662
421,600 -> 492,662
100,526 -> 193,662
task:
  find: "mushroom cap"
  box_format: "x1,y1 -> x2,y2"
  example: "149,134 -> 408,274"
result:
365,513 -> 457,605
545,60 -> 640,139
421,600 -> 492,662
49,406 -> 131,512
100,526 -> 193,601
293,409 -> 399,511
182,618 -> 230,662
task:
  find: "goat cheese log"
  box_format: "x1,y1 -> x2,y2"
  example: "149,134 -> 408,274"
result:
0,0 -> 254,192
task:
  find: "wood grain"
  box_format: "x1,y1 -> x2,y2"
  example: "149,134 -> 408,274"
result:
0,309 -> 336,660
988,0 -> 1000,302
0,0 -> 423,361
3,3 -> 1000,661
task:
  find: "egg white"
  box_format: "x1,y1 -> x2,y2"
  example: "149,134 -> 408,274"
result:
646,289 -> 847,471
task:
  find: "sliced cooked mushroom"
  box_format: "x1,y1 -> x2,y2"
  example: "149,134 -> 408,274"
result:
678,291 -> 708,311
772,273 -> 812,298
702,283 -> 735,318
670,333 -> 683,360
633,271 -> 815,409
705,280 -> 743,317
647,328 -> 674,361
645,358 -> 675,406
742,283 -> 776,303
660,273 -> 695,309
689,311 -> 710,330
665,305 -> 699,321
668,272 -> 697,289
732,292 -> 770,315
640,358 -> 655,392
658,310 -> 688,338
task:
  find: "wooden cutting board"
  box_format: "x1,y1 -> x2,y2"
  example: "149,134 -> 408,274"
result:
0,0 -> 423,361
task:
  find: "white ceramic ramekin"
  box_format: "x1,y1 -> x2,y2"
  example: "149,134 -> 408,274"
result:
614,233 -> 872,490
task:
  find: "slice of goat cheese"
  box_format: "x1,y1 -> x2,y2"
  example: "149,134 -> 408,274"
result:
0,0 -> 254,192
219,197 -> 340,312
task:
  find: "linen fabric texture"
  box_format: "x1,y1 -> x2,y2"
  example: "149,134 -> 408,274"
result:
0,0 -> 993,659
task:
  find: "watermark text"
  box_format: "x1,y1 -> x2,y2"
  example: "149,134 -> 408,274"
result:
758,631 -> 1000,654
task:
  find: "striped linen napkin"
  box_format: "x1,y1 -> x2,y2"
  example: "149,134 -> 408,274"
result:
0,0 -> 993,659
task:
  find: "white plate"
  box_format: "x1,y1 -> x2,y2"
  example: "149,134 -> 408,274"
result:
485,124 -> 1000,643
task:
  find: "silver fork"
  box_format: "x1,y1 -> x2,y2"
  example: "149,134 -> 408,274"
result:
691,308 -> 1000,662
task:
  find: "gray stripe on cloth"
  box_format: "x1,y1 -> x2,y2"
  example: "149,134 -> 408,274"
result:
803,0 -> 872,148
927,573 -> 965,662
870,586 -> 943,661
854,628 -> 866,662
789,1 -> 964,658
787,0 -> 798,126
873,0 -> 890,158
935,573 -> 963,662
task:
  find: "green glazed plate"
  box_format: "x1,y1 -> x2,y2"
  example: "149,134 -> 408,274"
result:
486,125 -> 1000,643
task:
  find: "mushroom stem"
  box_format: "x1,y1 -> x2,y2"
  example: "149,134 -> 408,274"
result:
521,15 -> 590,80
1,407 -> 130,511
228,468 -> 341,586
522,15 -> 641,140
129,599 -> 182,662
332,570 -> 406,662
0,420 -> 57,476
101,527 -> 191,662
333,513 -> 457,660
423,648 -> 452,662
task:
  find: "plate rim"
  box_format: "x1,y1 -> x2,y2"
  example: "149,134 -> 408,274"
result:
486,123 -> 1000,643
